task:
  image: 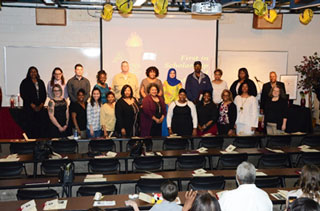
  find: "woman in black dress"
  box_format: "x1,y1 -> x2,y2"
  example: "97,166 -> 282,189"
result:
217,89 -> 237,135
19,66 -> 47,138
196,90 -> 218,135
167,89 -> 197,136
115,85 -> 140,137
48,84 -> 69,138
230,67 -> 257,98
71,89 -> 87,139
263,85 -> 288,135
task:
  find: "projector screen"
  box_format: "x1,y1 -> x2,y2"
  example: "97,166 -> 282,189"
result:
102,14 -> 217,87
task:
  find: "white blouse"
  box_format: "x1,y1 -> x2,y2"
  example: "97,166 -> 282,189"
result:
234,95 -> 258,128
212,80 -> 228,104
166,100 -> 198,128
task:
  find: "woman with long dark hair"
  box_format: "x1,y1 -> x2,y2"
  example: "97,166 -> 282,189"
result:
230,67 -> 257,98
47,67 -> 68,99
86,87 -> 102,138
115,85 -> 140,137
20,66 -> 47,138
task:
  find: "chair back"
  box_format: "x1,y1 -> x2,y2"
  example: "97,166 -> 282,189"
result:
188,176 -> 225,190
198,137 -> 224,149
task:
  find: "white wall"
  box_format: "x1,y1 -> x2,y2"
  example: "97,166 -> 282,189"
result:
0,8 -> 100,106
219,13 -> 320,106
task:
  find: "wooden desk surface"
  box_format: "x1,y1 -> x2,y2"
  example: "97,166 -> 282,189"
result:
0,188 -> 295,210
0,168 -> 300,189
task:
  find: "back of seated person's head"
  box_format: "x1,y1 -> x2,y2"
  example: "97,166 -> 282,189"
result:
300,165 -> 320,200
236,161 -> 256,185
160,180 -> 178,202
190,192 -> 221,211
290,197 -> 320,211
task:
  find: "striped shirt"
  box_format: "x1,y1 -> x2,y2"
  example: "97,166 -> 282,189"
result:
87,102 -> 101,131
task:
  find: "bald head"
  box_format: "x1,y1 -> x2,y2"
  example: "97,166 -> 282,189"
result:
269,72 -> 277,83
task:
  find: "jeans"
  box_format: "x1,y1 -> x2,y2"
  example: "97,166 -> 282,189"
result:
86,129 -> 102,138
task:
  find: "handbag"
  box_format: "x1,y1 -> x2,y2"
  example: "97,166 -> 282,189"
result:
130,141 -> 146,157
59,162 -> 74,184
33,141 -> 52,162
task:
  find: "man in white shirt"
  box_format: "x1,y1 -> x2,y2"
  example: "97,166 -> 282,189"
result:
219,161 -> 273,211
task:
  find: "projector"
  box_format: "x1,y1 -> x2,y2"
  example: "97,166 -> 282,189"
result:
191,1 -> 222,15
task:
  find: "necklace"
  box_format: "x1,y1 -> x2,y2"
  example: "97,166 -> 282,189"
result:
240,97 -> 248,112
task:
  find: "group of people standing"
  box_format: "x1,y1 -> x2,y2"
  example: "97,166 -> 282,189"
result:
19,60 -> 288,139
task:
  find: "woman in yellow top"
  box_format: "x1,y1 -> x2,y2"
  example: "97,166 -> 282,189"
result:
162,68 -> 182,136
100,91 -> 116,137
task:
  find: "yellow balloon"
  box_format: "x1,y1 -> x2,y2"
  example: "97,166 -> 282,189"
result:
101,4 -> 113,21
154,0 -> 168,15
116,0 -> 133,14
299,9 -> 313,25
253,0 -> 267,16
264,9 -> 278,23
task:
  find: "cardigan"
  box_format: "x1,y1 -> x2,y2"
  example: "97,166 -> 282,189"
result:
20,78 -> 47,110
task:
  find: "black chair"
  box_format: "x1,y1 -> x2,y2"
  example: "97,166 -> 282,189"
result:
41,159 -> 72,176
51,140 -> 78,154
188,176 -> 225,191
198,137 -> 224,149
266,136 -> 291,147
176,156 -> 206,170
296,152 -> 320,167
300,135 -> 320,147
135,179 -> 168,193
88,159 -> 120,174
127,139 -> 153,152
257,153 -> 291,168
133,156 -> 163,172
77,185 -> 117,196
217,153 -> 248,169
17,189 -> 59,200
255,177 -> 284,188
0,162 -> 27,178
163,138 -> 189,150
88,140 -> 116,153
233,137 -> 261,148
10,142 -> 36,154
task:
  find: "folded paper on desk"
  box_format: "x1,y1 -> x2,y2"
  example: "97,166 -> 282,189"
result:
181,153 -> 199,156
0,154 -> 20,162
300,148 -> 320,152
192,173 -> 214,177
94,151 -> 117,159
43,199 -> 67,210
21,200 -> 37,211
298,145 -> 310,149
197,147 -> 208,153
256,171 -> 268,176
139,192 -> 153,203
84,174 -> 107,182
220,150 -> 239,154
25,180 -> 50,185
167,134 -> 182,138
265,148 -> 284,153
193,168 -> 207,174
93,201 -> 116,207
141,173 -> 163,179
271,189 -> 288,200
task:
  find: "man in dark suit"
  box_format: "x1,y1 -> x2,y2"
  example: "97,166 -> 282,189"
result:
260,71 -> 286,114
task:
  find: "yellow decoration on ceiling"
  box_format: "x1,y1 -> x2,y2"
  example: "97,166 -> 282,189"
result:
253,0 -> 267,16
299,9 -> 313,25
153,0 -> 168,15
116,0 -> 133,14
101,4 -> 113,21
264,9 -> 278,23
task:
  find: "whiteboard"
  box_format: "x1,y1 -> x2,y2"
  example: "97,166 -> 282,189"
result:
4,46 -> 100,96
217,51 -> 288,93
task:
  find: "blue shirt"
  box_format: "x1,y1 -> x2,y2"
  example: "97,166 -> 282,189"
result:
185,72 -> 213,102
150,200 -> 182,211
94,84 -> 110,104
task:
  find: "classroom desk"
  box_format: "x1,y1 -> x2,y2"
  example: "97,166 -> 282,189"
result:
4,146 -> 319,176
0,168 -> 301,198
0,188 -> 295,210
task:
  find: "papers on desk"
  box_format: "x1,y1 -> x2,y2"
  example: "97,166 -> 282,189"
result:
141,173 -> 163,179
167,134 -> 182,138
202,133 -> 215,137
197,147 -> 208,153
84,174 -> 107,182
50,152 -> 68,160
0,153 -> 20,162
25,180 -> 50,186
220,144 -> 238,154
265,148 -> 284,153
192,168 -> 214,177
43,199 -> 67,210
181,152 -> 200,156
270,190 -> 288,200
94,151 -> 117,159
256,171 -> 268,176
93,201 -> 116,207
21,200 -> 37,211
138,192 -> 154,203
299,145 -> 320,152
